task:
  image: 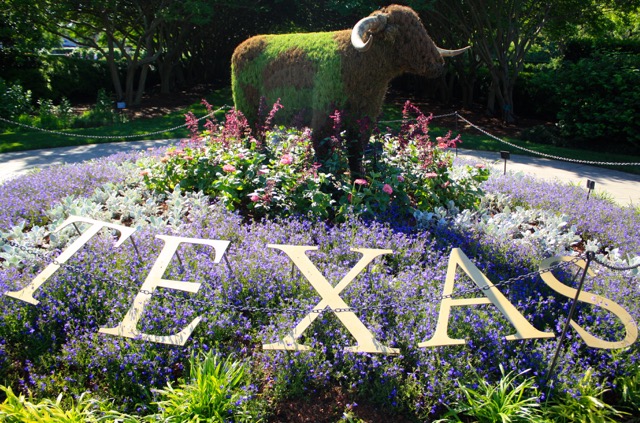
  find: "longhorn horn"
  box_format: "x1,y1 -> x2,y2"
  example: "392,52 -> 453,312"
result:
437,46 -> 471,57
351,14 -> 388,52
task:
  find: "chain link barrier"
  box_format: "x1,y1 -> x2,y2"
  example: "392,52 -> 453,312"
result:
591,254 -> 640,271
0,105 -> 231,140
380,111 -> 639,167
1,104 -> 637,166
4,235 -> 634,318
451,113 -> 640,167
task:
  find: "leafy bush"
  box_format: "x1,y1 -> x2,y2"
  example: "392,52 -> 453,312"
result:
543,369 -> 626,423
440,365 -> 544,422
0,52 -> 113,102
0,79 -> 32,120
33,97 -> 74,130
555,51 -> 640,152
76,89 -> 126,127
153,351 -> 259,422
528,51 -> 640,153
612,362 -> 640,415
141,101 -> 489,222
0,386 -> 118,422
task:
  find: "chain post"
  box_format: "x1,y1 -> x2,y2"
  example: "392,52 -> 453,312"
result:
71,223 -> 83,236
129,236 -> 141,258
545,251 -> 595,390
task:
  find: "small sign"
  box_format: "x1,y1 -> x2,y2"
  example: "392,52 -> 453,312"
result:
116,102 -> 126,109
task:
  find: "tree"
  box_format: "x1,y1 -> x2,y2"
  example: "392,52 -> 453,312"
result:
427,0 -> 553,122
0,0 -> 59,52
426,0 -> 640,122
4,0 -> 222,105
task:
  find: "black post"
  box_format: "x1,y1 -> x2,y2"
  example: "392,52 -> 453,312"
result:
586,180 -> 596,200
546,252 -> 594,389
455,112 -> 459,157
500,151 -> 510,175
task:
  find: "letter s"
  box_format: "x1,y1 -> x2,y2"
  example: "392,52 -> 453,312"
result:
540,256 -> 638,349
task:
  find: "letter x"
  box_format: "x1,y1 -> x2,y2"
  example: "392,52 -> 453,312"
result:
263,245 -> 399,354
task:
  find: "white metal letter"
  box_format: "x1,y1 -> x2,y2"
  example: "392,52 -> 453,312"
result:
99,235 -> 230,346
5,216 -> 136,305
263,245 -> 399,354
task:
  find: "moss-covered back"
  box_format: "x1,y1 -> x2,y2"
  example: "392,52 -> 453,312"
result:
232,31 -> 347,124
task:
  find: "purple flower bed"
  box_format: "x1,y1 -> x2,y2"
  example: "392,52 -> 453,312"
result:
0,150 -> 638,420
483,173 -> 640,256
0,152 -> 139,230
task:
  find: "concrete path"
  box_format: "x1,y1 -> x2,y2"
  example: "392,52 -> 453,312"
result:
0,140 -> 639,206
454,148 -> 640,206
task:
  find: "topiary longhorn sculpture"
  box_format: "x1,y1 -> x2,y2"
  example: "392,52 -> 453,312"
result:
231,4 -> 469,177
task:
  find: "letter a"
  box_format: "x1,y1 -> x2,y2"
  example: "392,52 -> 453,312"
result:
5,216 -> 136,305
539,256 -> 638,349
419,248 -> 554,348
263,245 -> 399,354
99,236 -> 230,346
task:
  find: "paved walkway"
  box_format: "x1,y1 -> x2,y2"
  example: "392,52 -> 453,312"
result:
0,140 -> 639,206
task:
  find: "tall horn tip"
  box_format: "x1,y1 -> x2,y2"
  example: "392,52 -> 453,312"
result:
438,46 -> 471,57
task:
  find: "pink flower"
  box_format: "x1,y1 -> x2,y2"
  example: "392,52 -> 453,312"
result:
354,178 -> 368,186
382,184 -> 393,195
140,169 -> 150,177
475,163 -> 486,169
222,164 -> 236,173
250,194 -> 260,202
397,175 -> 405,183
425,172 -> 438,179
280,153 -> 293,165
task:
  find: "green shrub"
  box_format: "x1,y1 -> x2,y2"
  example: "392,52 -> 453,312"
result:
554,51 -> 640,153
76,89 -> 125,127
543,368 -> 627,423
0,385 -> 117,422
45,56 -> 113,101
613,364 -> 640,414
0,51 -> 114,103
563,38 -> 640,62
141,103 -> 489,222
438,365 -> 545,423
528,51 -> 640,154
153,351 -> 259,422
0,79 -> 32,120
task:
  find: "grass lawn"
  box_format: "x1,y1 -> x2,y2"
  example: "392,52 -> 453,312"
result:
1,87 -> 639,175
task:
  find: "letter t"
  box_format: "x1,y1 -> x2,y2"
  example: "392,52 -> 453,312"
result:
5,216 -> 136,305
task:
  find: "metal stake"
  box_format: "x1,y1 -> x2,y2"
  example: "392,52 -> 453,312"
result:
546,252 -> 594,389
500,151 -> 510,175
586,180 -> 595,200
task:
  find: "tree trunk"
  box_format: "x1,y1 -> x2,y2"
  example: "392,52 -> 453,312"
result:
135,64 -> 151,106
125,65 -> 137,106
106,38 -> 124,101
159,63 -> 173,94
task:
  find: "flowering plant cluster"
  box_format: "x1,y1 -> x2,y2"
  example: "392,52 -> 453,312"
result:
140,101 -> 489,222
0,107 -> 638,421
